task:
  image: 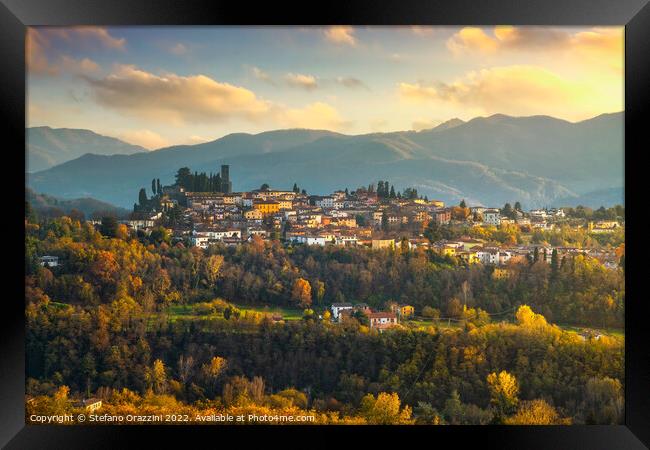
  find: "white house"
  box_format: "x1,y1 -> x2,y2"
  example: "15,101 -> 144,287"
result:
476,248 -> 499,265
315,197 -> 335,208
483,209 -> 501,226
39,255 -> 59,267
331,303 -> 354,320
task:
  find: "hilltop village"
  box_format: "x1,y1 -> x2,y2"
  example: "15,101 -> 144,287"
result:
119,165 -> 623,281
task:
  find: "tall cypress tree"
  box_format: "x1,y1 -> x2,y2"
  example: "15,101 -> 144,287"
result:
551,248 -> 559,278
139,188 -> 148,206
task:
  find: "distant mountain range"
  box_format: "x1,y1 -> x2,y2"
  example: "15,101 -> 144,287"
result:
26,112 -> 624,209
27,126 -> 146,172
26,188 -> 130,219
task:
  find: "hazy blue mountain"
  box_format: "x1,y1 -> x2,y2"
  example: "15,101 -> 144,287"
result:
26,188 -> 130,219
27,126 -> 147,172
553,187 -> 624,209
27,113 -> 623,209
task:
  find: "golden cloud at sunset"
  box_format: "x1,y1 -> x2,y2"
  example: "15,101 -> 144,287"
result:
83,65 -> 349,131
324,26 -> 357,46
399,65 -> 622,121
447,26 -> 623,72
278,102 -> 349,130
85,65 -> 272,124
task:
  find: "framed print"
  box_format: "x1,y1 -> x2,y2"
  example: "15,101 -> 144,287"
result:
2,0 -> 649,448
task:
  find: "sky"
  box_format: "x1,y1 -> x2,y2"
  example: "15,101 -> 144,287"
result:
27,26 -> 624,150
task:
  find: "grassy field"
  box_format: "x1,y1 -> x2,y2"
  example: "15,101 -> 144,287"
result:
160,303 -> 304,321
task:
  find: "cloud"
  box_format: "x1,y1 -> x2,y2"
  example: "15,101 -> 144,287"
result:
410,26 -> 437,36
250,66 -> 273,83
69,27 -> 126,49
169,43 -> 187,55
446,26 -> 623,70
119,129 -> 169,150
83,65 -> 350,131
60,55 -> 100,75
334,77 -> 368,90
285,73 -> 318,90
278,102 -> 349,130
34,26 -> 126,50
412,119 -> 442,131
324,26 -> 357,46
27,27 -> 123,76
84,65 -> 272,124
399,65 -> 618,120
27,28 -> 58,75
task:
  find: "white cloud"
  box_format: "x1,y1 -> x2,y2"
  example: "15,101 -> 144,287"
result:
324,26 -> 357,46
250,66 -> 273,83
285,73 -> 318,90
60,55 -> 100,75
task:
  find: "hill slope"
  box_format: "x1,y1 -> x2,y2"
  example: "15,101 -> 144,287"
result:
27,126 -> 147,172
26,188 -> 130,218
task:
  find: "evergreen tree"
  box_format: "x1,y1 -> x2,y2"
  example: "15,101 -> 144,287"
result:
138,188 -> 148,206
293,183 -> 299,193
157,179 -> 162,195
460,199 -> 467,208
551,248 -> 559,278
100,216 -> 119,238
514,201 -> 522,211
175,167 -> 191,188
502,203 -> 514,219
390,185 -> 396,199
381,212 -> 389,231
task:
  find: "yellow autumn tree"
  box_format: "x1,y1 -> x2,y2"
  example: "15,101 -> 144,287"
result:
505,399 -> 571,425
359,392 -> 413,424
487,370 -> 519,418
515,305 -> 548,328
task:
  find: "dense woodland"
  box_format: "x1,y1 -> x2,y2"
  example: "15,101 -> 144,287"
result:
25,211 -> 625,425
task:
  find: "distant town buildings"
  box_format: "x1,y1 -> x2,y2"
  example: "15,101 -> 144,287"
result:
123,165 -> 620,272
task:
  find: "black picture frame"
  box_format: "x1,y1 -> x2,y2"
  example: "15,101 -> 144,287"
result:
2,0 -> 648,448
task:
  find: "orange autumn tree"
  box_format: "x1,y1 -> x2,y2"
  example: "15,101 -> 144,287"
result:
291,278 -> 312,308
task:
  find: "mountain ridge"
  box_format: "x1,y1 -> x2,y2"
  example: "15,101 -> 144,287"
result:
27,126 -> 147,172
27,112 -> 624,209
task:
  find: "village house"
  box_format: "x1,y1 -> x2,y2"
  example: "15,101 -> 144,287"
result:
389,303 -> 414,318
433,208 -> 451,225
331,303 -> 354,320
39,255 -> 59,267
368,312 -> 398,330
371,239 -> 395,250
483,209 -> 501,226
